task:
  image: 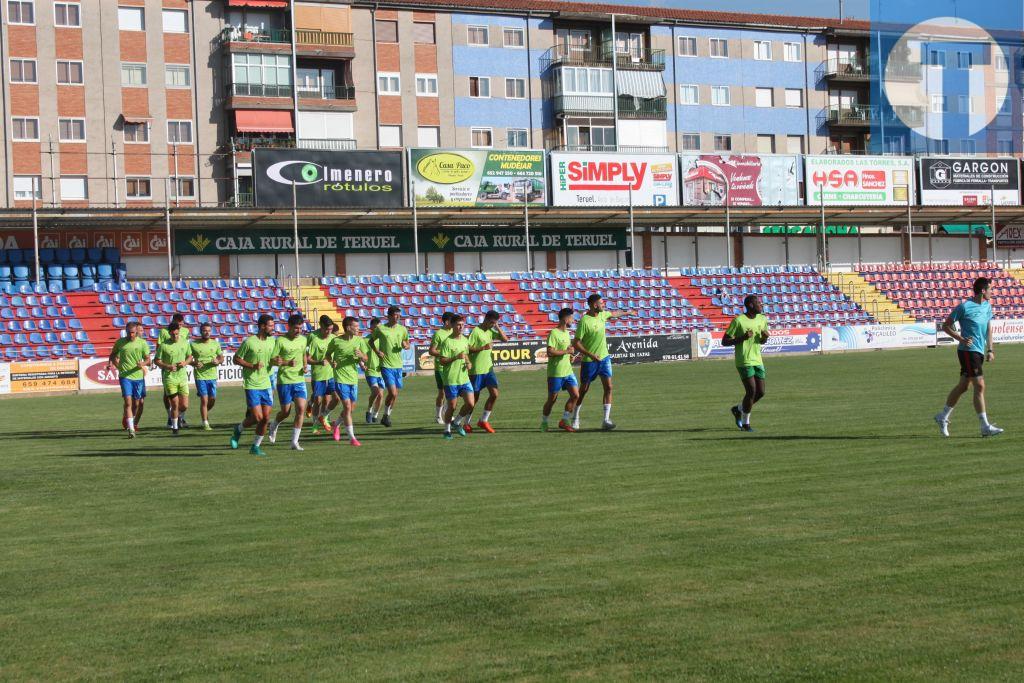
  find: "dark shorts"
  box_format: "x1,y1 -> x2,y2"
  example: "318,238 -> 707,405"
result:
958,350 -> 984,378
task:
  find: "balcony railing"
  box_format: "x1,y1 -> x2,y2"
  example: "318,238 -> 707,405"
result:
821,105 -> 925,128
231,136 -> 357,151
295,29 -> 354,48
296,85 -> 356,100
541,41 -> 665,71
554,144 -> 669,153
230,83 -> 293,98
823,57 -> 870,80
234,193 -> 254,208
219,27 -> 290,45
553,94 -> 667,119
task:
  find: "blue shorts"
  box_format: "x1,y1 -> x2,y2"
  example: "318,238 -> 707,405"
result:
580,357 -> 613,384
547,374 -> 579,394
381,367 -> 404,389
196,379 -> 217,398
312,378 -> 336,398
245,388 -> 273,408
335,383 -> 358,402
119,377 -> 146,400
444,383 -> 474,401
366,375 -> 385,389
471,371 -> 499,392
277,382 -> 307,405
434,369 -> 443,390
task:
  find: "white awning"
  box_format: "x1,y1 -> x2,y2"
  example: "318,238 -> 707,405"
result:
615,70 -> 666,99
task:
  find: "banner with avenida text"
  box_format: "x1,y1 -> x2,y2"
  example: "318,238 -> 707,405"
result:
253,149 -> 405,208
821,324 -> 937,351
409,149 -> 546,207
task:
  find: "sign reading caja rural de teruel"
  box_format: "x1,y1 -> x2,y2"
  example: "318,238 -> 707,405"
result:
410,149 -> 546,207
252,149 -> 405,208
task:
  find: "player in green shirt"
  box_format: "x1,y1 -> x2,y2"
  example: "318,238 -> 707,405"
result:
327,316 -> 369,447
369,306 -> 410,428
572,293 -> 636,431
306,315 -> 337,434
428,312 -> 455,425
153,322 -> 194,436
363,317 -> 385,424
466,310 -> 509,434
156,313 -> 189,428
107,321 -> 152,438
230,313 -> 277,456
541,307 -> 581,432
723,295 -> 770,432
436,314 -> 475,440
190,322 -> 224,430
268,313 -> 309,451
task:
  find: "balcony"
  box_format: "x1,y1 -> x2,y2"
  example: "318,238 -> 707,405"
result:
297,84 -> 357,111
821,57 -> 870,82
295,29 -> 355,59
820,104 -> 925,129
217,26 -> 292,53
231,136 -> 357,152
553,94 -> 667,119
227,82 -> 293,109
541,41 -> 665,72
553,144 -> 669,153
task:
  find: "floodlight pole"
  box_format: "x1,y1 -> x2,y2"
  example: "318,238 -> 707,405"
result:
32,177 -> 40,285
991,184 -> 997,266
411,179 -> 421,275
292,181 -> 300,281
165,177 -> 173,281
524,191 -> 532,272
628,183 -> 635,270
818,182 -> 827,271
906,188 -> 913,265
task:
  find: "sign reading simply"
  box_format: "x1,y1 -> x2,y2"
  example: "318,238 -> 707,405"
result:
252,149 -> 405,208
551,152 -> 679,207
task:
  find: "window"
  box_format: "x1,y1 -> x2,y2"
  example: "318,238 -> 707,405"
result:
680,133 -> 700,151
929,138 -> 949,154
930,94 -> 947,113
56,60 -> 84,85
59,176 -> 88,201
555,66 -> 613,95
377,72 -> 400,94
170,177 -> 195,200
8,0 -> 34,24
995,54 -> 1009,71
679,84 -> 698,105
929,49 -> 945,67
58,118 -> 86,142
505,77 -> 525,99
468,25 -> 489,46
11,117 -> 39,141
710,38 -> 728,58
469,76 -> 490,98
503,27 -> 524,48
10,58 -> 37,83
123,121 -> 149,143
121,63 -> 147,87
232,53 -> 291,90
415,74 -> 438,96
13,176 -> 41,200
507,128 -> 528,148
958,51 -> 972,70
755,87 -> 773,108
997,138 -> 1013,154
413,21 -> 435,44
417,126 -> 440,148
784,42 -> 801,62
959,95 -> 976,114
168,120 -> 193,144
471,127 -> 493,148
713,134 -> 732,151
753,40 -> 772,61
711,86 -> 730,106
117,6 -> 144,31
786,135 -> 804,154
162,9 -> 187,33
375,20 -> 397,43
756,134 -> 775,153
566,125 -> 614,149
784,88 -> 803,108
677,36 -> 696,57
166,65 -> 191,88
961,139 -> 977,155
126,177 -> 151,199
54,2 -> 81,27
378,125 -> 401,147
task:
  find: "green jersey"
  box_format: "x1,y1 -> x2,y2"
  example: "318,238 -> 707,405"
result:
468,326 -> 497,375
725,313 -> 769,368
437,335 -> 470,386
364,333 -> 381,377
372,323 -> 409,369
190,339 -> 222,381
273,334 -> 307,385
575,311 -> 612,361
328,335 -> 369,385
111,336 -> 151,380
306,331 -> 335,382
156,337 -> 190,385
157,326 -> 189,350
236,335 -> 275,390
430,327 -> 452,351
546,327 -> 573,378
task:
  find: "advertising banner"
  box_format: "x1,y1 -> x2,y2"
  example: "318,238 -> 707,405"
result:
608,334 -> 692,363
415,339 -> 547,371
0,361 -> 10,394
0,229 -> 157,253
821,323 -> 936,351
920,157 -> 1020,206
253,149 -> 404,208
410,149 -> 546,207
680,154 -> 800,206
78,355 -> 245,391
939,318 -> 1024,345
551,152 -> 679,207
995,224 -> 1024,248
696,328 -> 822,358
8,360 -> 79,393
805,155 -> 914,205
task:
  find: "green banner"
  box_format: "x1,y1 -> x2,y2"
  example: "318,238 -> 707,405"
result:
175,228 -> 626,255
409,149 -> 547,207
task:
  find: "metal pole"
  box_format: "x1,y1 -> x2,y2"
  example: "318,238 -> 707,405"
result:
611,14 -> 618,150
111,140 -> 119,208
524,192 -> 532,271
906,189 -> 913,264
725,202 -> 732,269
32,178 -> 40,285
47,137 -> 55,208
164,177 -> 173,281
991,184 -> 997,265
628,183 -> 635,270
819,182 -> 826,270
292,181 -> 300,280
412,179 -> 420,276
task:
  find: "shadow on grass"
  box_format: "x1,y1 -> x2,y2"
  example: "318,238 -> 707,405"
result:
59,450 -> 208,458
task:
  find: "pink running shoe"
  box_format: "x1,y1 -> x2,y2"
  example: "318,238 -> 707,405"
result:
350,438 -> 362,447
333,424 -> 341,442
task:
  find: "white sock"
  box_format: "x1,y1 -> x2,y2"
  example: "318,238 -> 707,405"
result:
385,405 -> 392,416
180,410 -> 186,419
453,413 -> 464,427
603,404 -> 612,421
127,417 -> 134,430
481,410 -> 492,422
269,420 -> 279,434
463,411 -> 474,424
978,412 -> 990,427
562,410 -> 572,422
166,407 -> 172,418
346,424 -> 356,439
236,422 -> 244,433
742,411 -> 751,426
940,405 -> 954,420
445,421 -> 452,433
171,417 -> 179,429
572,407 -> 581,422
436,404 -> 444,418
542,413 -> 549,423
254,434 -> 264,447
292,427 -> 301,445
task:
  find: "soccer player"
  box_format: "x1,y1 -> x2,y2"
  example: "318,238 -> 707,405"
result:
190,322 -> 223,430
436,314 -> 475,440
934,277 -> 1003,438
107,321 -> 151,439
328,316 -> 369,446
157,312 -> 190,428
364,317 -> 385,424
230,313 -> 276,456
428,312 -> 455,424
542,307 -> 580,433
370,305 -> 410,427
467,310 -> 508,433
154,322 -> 193,436
306,314 -> 336,434
268,313 -> 309,451
572,293 -> 635,431
723,295 -> 769,432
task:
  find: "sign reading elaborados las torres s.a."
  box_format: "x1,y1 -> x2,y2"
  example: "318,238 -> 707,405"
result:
409,149 -> 547,207
252,149 -> 405,208
804,155 -> 915,206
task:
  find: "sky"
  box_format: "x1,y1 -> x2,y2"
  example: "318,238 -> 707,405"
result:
629,0 -> 870,18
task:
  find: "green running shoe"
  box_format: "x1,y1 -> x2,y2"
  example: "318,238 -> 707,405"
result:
540,420 -> 549,432
455,425 -> 466,437
443,432 -> 453,441
203,422 -> 213,431
230,424 -> 242,450
249,445 -> 267,457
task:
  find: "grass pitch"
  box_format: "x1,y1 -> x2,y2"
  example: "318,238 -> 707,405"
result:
2,347 -> 1023,680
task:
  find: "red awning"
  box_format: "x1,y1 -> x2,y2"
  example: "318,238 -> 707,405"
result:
226,0 -> 288,7
234,110 -> 293,133
122,115 -> 152,124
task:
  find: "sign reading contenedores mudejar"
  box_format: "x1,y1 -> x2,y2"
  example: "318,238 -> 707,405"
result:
253,149 -> 405,208
919,157 -> 1021,205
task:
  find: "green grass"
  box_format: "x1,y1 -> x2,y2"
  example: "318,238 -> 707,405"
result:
2,347 -> 1023,680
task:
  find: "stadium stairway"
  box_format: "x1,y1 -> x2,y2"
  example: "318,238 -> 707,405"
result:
1008,268 -> 1024,287
489,278 -> 549,333
299,282 -> 342,324
666,276 -> 732,329
66,291 -> 123,355
825,272 -> 915,324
